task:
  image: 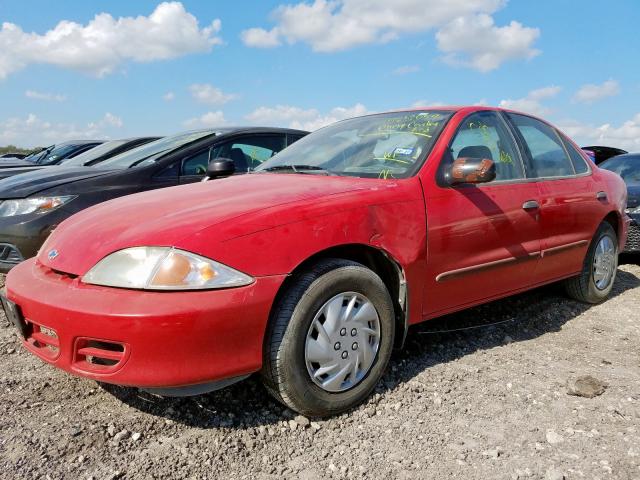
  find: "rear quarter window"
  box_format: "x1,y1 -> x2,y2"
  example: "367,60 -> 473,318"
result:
561,136 -> 590,174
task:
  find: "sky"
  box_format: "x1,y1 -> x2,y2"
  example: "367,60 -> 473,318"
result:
0,0 -> 638,150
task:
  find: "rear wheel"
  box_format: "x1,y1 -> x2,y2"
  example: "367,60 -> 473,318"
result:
564,222 -> 618,303
262,259 -> 395,417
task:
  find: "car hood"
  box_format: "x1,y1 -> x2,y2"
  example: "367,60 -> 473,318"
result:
38,174 -> 379,275
0,167 -> 115,199
0,159 -> 32,168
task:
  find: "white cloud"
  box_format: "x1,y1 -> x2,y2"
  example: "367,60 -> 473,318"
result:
499,85 -> 561,116
25,90 -> 67,102
189,83 -> 237,105
163,91 -> 175,101
183,111 -> 226,128
436,14 -> 540,72
573,79 -> 620,104
392,65 -> 420,76
0,113 -> 123,147
245,103 -> 369,131
241,27 -> 282,48
241,1 -> 539,71
411,100 -> 446,108
92,112 -> 123,128
559,113 -> 640,152
0,2 -> 222,79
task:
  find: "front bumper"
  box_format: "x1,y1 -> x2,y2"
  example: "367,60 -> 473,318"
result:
4,259 -> 286,390
623,215 -> 639,252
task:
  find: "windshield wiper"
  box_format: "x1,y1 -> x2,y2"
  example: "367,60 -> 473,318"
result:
260,165 -> 332,175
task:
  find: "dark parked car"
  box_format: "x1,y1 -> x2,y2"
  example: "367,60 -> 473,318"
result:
0,137 -> 160,181
0,127 -> 307,271
599,153 -> 640,252
0,140 -> 104,168
582,146 -> 627,165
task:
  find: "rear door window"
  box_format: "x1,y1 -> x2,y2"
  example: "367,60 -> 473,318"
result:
508,114 -> 575,178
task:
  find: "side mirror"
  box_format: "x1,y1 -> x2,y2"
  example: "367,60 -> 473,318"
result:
448,157 -> 496,185
204,158 -> 235,181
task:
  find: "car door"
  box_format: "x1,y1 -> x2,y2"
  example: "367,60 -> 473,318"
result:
423,110 -> 542,317
506,113 -> 601,282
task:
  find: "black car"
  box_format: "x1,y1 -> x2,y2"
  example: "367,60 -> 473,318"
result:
599,153 -> 640,253
582,145 -> 628,165
0,137 -> 160,181
0,140 -> 104,169
0,127 -> 307,271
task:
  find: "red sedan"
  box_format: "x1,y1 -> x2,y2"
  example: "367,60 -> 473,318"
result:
2,107 -> 629,417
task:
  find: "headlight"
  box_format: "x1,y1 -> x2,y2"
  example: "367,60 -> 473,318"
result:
0,196 -> 76,216
82,247 -> 254,290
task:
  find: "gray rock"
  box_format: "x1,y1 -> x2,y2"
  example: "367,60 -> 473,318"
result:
113,430 -> 129,442
294,415 -> 310,428
544,466 -> 565,480
545,430 -> 564,445
567,375 -> 607,398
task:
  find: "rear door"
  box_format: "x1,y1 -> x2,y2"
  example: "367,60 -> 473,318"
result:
423,110 -> 542,316
505,113 -> 601,281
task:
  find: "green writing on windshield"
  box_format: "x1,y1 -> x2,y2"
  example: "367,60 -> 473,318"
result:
375,113 -> 445,138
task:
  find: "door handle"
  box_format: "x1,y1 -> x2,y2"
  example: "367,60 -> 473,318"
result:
596,191 -> 608,201
522,200 -> 540,210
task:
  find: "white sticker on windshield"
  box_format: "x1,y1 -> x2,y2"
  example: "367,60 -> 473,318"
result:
394,147 -> 414,156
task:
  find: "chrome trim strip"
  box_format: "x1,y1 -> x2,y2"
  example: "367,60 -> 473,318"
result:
541,239 -> 589,257
436,251 -> 540,282
436,239 -> 590,282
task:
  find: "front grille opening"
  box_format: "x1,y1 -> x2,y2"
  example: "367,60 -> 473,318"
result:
74,338 -> 126,372
0,243 -> 24,264
26,322 -> 60,360
49,268 -> 79,279
625,224 -> 640,251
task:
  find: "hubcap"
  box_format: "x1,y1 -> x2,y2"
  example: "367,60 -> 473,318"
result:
305,292 -> 381,393
593,234 -> 616,290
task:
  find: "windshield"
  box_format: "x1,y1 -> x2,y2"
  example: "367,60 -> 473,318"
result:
256,110 -> 452,178
24,146 -> 52,163
600,155 -> 640,185
63,140 -> 128,167
36,144 -> 86,166
96,130 -> 216,170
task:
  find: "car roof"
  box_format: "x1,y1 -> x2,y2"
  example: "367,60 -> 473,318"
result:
607,153 -> 640,160
203,127 -> 310,136
55,139 -> 105,146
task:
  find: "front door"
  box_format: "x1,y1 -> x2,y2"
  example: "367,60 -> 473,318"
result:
422,111 -> 542,317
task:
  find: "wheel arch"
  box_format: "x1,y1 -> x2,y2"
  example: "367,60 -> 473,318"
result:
268,243 -> 409,350
602,210 -> 623,247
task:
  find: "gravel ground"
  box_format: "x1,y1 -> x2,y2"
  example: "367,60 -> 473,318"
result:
1,260 -> 639,480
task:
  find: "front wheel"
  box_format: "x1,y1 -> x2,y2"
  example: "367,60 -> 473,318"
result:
261,259 -> 395,417
564,221 -> 618,303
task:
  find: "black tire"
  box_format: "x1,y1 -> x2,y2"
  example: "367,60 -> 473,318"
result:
564,222 -> 618,304
261,258 -> 395,417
